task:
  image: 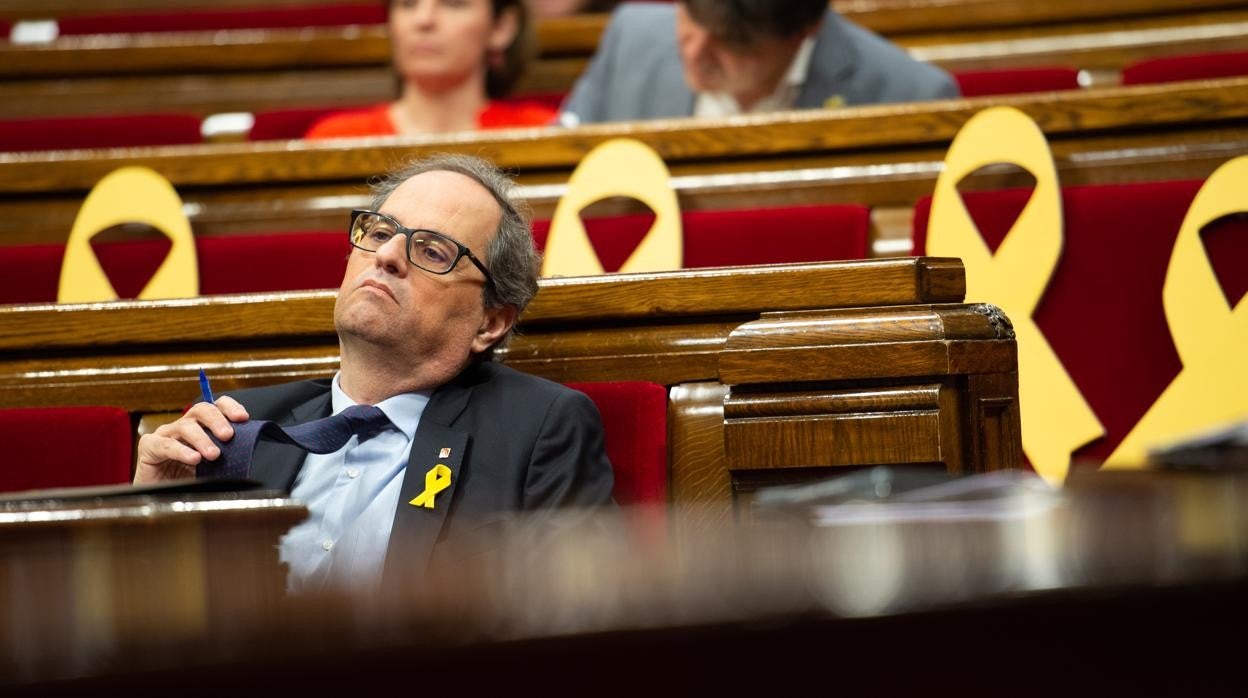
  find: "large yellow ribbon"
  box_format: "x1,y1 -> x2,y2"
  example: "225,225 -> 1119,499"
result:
927,107 -> 1103,486
1105,156 -> 1248,467
58,166 -> 199,302
542,138 -> 682,277
409,463 -> 452,509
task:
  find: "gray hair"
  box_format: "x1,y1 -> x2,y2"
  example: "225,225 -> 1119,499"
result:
369,153 -> 541,353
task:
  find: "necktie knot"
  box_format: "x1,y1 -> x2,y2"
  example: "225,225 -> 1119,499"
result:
338,404 -> 393,443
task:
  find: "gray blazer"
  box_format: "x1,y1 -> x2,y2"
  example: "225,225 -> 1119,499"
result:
228,361 -> 615,589
560,3 -> 960,124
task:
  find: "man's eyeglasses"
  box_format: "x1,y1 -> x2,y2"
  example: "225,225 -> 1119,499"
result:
348,209 -> 494,290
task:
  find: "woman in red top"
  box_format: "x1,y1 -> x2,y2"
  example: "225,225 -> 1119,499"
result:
306,0 -> 556,139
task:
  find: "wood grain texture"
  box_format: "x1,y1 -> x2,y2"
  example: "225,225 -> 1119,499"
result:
0,258 -> 1025,516
719,304 -> 1015,384
667,382 -> 733,532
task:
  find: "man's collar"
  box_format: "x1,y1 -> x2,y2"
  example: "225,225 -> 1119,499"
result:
694,37 -> 817,117
330,371 -> 430,442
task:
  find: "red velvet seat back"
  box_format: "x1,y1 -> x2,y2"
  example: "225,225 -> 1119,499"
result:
248,106 -> 367,141
0,114 -> 203,152
565,382 -> 668,507
531,204 -> 871,271
55,4 -> 386,35
1122,50 -> 1248,85
912,180 -> 1248,463
0,232 -> 350,304
954,67 -> 1081,97
0,406 -> 133,494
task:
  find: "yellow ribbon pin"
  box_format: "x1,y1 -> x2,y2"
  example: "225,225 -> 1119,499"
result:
927,107 -> 1104,486
1105,155 -> 1248,468
409,463 -> 452,509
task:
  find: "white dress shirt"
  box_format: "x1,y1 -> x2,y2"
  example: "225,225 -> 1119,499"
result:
694,38 -> 816,118
279,373 -> 431,594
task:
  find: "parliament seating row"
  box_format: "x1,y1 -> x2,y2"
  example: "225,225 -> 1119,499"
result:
911,179 -> 1248,464
5,46 -> 1241,152
4,2 -> 1244,120
1,79 -> 1241,257
0,204 -> 870,304
0,381 -> 670,508
2,0 -> 1228,35
0,259 -> 1021,527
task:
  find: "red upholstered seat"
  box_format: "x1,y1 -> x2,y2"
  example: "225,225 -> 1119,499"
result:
912,180 -> 1248,464
566,382 -> 668,507
248,106 -> 367,141
0,114 -> 202,152
953,67 -> 1081,97
197,232 -> 350,295
1122,50 -> 1248,85
0,406 -> 133,494
0,231 -> 350,304
55,4 -> 385,35
531,204 -> 871,271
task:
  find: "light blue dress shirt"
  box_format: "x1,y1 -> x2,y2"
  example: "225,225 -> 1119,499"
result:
279,373 -> 430,594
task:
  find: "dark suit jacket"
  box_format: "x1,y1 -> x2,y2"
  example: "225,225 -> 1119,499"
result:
225,361 -> 615,587
560,3 -> 960,124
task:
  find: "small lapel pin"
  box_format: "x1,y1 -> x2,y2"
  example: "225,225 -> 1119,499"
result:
439,447 -> 452,458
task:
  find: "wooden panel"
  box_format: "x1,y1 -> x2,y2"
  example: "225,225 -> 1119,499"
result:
668,381 -> 731,530
724,411 -> 943,467
0,259 -> 965,411
3,79 -> 1244,192
719,304 -> 1017,384
4,5 -> 1247,119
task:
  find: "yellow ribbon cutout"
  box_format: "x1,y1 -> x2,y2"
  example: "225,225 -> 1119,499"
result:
927,107 -> 1103,486
58,166 -> 199,302
542,138 -> 682,277
1105,155 -> 1248,468
409,463 -> 452,509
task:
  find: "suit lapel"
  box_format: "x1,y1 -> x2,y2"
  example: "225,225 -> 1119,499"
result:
249,390 -> 331,492
797,11 -> 855,108
381,372 -> 476,589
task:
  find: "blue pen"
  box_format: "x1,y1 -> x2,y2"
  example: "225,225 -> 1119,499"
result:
198,369 -> 215,404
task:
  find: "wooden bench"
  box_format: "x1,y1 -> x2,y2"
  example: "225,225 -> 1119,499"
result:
2,1 -> 1246,119
1,78 -> 1245,255
0,258 -> 1021,528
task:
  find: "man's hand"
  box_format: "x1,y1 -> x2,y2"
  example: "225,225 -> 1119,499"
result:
134,397 -> 250,484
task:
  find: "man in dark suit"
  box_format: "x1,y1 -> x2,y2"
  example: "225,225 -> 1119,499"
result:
134,154 -> 614,593
560,0 -> 959,125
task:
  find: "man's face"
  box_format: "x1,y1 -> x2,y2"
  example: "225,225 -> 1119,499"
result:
334,170 -> 510,379
674,4 -> 807,103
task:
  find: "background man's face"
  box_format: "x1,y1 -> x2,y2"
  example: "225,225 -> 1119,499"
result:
334,170 -> 504,372
674,4 -> 806,101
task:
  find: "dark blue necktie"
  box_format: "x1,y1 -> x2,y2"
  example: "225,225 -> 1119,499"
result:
197,404 -> 393,479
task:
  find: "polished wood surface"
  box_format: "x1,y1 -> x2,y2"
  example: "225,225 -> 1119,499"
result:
0,259 -> 1022,517
4,469 -> 1247,694
2,78 -> 1245,252
5,6 -> 1247,120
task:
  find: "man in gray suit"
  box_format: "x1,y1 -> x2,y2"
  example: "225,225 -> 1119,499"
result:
560,0 -> 959,125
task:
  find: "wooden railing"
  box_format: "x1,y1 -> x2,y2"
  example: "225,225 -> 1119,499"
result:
2,1 -> 1246,118
0,258 -> 1021,526
1,78 -> 1245,253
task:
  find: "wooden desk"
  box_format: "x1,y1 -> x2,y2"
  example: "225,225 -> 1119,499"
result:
0,259 -> 1021,527
3,468 -> 1246,694
0,489 -> 304,684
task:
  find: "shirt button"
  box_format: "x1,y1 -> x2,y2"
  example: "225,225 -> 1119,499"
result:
321,540 -> 334,551
346,467 -> 360,479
